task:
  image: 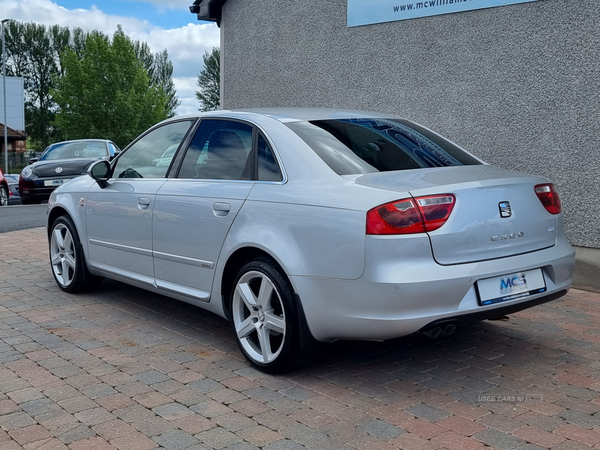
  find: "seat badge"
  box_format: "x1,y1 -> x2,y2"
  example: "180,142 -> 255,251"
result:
499,201 -> 512,218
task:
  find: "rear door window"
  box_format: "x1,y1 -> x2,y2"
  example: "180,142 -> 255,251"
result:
178,120 -> 253,180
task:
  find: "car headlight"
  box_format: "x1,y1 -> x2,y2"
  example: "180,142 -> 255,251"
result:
21,166 -> 33,179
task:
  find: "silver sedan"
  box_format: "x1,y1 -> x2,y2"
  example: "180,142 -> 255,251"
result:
46,109 -> 575,373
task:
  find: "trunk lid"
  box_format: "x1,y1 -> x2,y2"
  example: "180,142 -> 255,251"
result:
354,165 -> 558,265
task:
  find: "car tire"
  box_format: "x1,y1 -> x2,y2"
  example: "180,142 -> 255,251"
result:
49,215 -> 102,293
231,257 -> 311,373
0,185 -> 8,206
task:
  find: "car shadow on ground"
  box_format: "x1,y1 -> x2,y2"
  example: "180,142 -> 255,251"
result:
86,278 -> 559,381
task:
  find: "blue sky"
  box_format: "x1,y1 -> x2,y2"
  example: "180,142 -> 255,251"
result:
53,0 -> 199,29
1,0 -> 220,115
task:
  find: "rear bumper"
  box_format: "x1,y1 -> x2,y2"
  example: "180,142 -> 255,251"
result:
291,236 -> 575,342
418,289 -> 567,330
20,178 -> 76,202
20,189 -> 53,203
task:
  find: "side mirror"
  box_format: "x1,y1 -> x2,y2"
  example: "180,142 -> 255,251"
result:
29,157 -> 39,164
89,160 -> 111,188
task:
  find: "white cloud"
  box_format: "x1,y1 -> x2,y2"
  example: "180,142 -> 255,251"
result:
179,97 -> 200,116
0,0 -> 220,115
1,0 -> 151,32
131,23 -> 220,79
174,76 -> 200,116
120,0 -> 195,11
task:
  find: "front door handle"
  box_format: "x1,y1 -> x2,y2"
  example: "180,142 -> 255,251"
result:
137,197 -> 151,210
213,202 -> 231,217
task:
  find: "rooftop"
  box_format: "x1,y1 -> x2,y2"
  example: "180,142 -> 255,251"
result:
0,123 -> 26,140
190,0 -> 228,25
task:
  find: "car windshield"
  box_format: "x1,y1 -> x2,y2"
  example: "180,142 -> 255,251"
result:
40,142 -> 109,161
286,118 -> 482,175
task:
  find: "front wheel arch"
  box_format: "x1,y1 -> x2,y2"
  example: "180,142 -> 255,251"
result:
48,214 -> 102,292
47,207 -> 71,236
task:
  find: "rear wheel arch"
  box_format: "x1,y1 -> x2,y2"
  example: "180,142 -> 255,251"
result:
227,254 -> 317,372
220,247 -> 316,346
221,247 -> 289,319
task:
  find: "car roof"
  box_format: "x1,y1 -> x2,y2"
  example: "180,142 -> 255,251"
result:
48,139 -> 113,146
233,108 -> 399,122
173,108 -> 400,124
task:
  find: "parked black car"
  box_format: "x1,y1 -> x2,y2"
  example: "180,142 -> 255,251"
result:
3,173 -> 21,205
19,139 -> 120,204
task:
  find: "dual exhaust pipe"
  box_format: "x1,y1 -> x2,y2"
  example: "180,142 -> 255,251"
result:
419,321 -> 457,339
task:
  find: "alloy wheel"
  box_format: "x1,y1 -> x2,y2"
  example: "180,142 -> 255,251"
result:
232,270 -> 286,364
50,223 -> 76,287
0,186 -> 7,206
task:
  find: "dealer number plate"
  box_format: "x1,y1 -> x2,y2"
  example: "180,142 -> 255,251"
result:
44,179 -> 65,187
476,269 -> 546,306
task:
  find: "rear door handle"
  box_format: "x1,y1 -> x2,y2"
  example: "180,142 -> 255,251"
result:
137,197 -> 151,210
213,202 -> 231,217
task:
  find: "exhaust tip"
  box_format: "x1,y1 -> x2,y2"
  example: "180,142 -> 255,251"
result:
420,326 -> 443,339
443,323 -> 457,336
420,321 -> 459,339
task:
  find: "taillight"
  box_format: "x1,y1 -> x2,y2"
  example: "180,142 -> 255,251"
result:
535,184 -> 561,214
367,194 -> 455,235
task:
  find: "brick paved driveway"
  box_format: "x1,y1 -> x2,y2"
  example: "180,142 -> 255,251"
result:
1,228 -> 600,450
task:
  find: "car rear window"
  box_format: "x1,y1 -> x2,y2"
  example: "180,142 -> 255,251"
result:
286,118 -> 482,175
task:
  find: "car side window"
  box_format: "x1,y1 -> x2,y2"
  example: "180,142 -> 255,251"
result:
178,120 -> 253,180
113,120 -> 194,179
108,143 -> 120,155
257,134 -> 283,182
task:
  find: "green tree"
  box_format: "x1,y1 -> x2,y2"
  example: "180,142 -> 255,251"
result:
70,27 -> 88,60
135,43 -> 180,117
52,27 -> 170,148
2,21 -> 178,150
195,47 -> 220,111
152,49 -> 180,117
3,21 -> 70,149
3,21 -> 29,77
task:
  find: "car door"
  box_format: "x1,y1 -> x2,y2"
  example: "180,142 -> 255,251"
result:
85,119 -> 195,285
152,119 -> 256,300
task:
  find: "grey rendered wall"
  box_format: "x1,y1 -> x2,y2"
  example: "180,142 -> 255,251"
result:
221,0 -> 600,249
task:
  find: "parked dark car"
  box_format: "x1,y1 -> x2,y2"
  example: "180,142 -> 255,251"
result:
19,139 -> 120,204
3,173 -> 21,205
0,168 -> 9,206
